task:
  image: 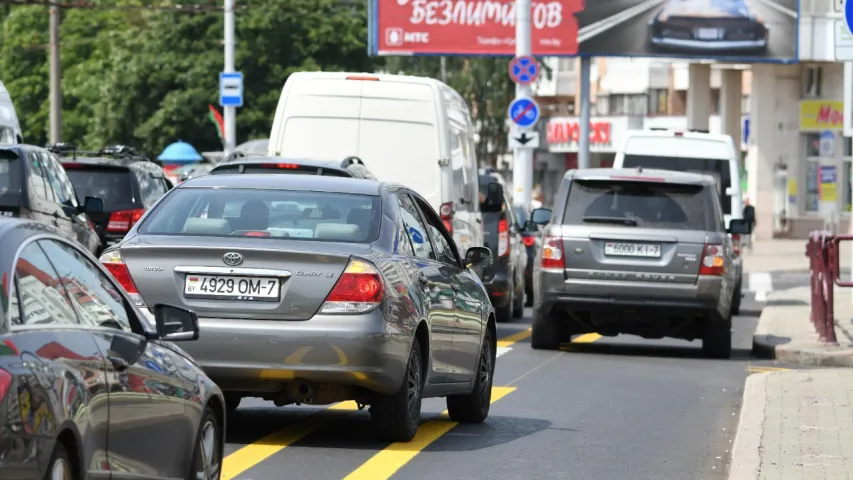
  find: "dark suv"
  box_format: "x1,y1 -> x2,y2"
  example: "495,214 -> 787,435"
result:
49,144 -> 173,250
478,172 -> 527,322
0,144 -> 103,253
209,154 -> 376,179
529,168 -> 752,358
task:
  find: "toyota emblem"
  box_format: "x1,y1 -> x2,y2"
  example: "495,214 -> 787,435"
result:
222,252 -> 244,266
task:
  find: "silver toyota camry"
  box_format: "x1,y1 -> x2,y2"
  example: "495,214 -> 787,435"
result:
98,174 -> 497,442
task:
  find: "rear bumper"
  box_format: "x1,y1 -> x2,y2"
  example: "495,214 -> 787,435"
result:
483,270 -> 512,307
176,311 -> 412,396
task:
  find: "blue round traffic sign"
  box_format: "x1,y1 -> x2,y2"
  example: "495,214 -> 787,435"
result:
507,98 -> 540,129
846,0 -> 853,35
509,55 -> 539,85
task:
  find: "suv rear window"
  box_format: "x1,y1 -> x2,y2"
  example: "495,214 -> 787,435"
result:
139,188 -> 381,243
210,164 -> 351,177
562,180 -> 709,231
64,166 -> 135,210
621,155 -> 732,215
0,150 -> 22,207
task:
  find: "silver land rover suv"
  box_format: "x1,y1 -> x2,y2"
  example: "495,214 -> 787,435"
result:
528,168 -> 752,358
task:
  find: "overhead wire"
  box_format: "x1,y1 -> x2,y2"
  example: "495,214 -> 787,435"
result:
0,0 -> 251,12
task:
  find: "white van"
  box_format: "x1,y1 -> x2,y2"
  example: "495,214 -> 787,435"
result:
0,81 -> 23,144
613,129 -> 743,227
268,72 -> 483,254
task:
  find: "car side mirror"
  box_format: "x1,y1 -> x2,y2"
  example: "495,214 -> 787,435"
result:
482,182 -> 504,213
153,304 -> 199,341
81,196 -> 104,214
728,218 -> 752,235
464,246 -> 493,269
530,208 -> 552,226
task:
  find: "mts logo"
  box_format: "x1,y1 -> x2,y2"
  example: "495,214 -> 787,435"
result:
404,32 -> 430,43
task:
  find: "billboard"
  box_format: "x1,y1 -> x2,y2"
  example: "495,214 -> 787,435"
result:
368,0 -> 799,63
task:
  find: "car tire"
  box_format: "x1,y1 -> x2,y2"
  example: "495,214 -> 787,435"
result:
371,339 -> 423,442
188,406 -> 222,480
531,311 -> 560,350
702,317 -> 732,359
512,277 -> 524,319
525,281 -> 534,307
45,440 -> 74,480
224,394 -> 241,414
495,286 -> 513,323
447,327 -> 494,423
731,280 -> 742,316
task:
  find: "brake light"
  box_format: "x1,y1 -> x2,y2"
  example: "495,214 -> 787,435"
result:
106,209 -> 145,233
262,163 -> 299,169
440,202 -> 453,234
731,234 -> 741,257
99,250 -> 145,307
320,258 -> 384,314
242,231 -> 271,237
522,236 -> 535,247
346,75 -> 379,81
0,368 -> 11,403
699,244 -> 725,276
541,236 -> 565,270
498,218 -> 510,257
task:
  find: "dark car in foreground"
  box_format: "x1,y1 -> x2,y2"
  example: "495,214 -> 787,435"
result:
210,153 -> 376,179
99,174 -> 496,442
648,0 -> 768,53
0,144 -> 103,255
529,168 -> 751,358
50,144 -> 174,251
0,218 -> 224,480
479,173 -> 526,322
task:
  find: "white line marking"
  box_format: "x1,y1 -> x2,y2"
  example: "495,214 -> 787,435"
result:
577,0 -> 667,43
754,0 -> 797,18
496,346 -> 512,358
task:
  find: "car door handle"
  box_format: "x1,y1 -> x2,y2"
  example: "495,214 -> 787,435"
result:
108,356 -> 130,372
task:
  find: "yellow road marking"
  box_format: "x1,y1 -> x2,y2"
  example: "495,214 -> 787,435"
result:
497,328 -> 531,348
747,365 -> 792,373
221,401 -> 358,480
343,386 -> 516,480
573,333 -> 602,343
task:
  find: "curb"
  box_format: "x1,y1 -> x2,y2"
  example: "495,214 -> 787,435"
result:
728,372 -> 768,480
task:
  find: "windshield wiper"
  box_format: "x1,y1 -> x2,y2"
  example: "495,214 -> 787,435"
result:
582,215 -> 637,226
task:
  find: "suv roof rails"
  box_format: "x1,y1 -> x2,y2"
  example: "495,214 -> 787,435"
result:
647,127 -> 669,131
687,128 -> 710,134
46,143 -> 153,163
340,156 -> 365,168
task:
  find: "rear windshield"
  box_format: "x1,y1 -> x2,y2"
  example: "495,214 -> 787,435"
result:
621,154 -> 732,215
139,188 -> 381,243
210,164 -> 351,177
65,167 -> 135,210
562,180 -> 710,231
0,150 -> 22,207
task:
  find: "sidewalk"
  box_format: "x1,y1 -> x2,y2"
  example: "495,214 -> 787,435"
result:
752,286 -> 853,367
729,369 -> 853,480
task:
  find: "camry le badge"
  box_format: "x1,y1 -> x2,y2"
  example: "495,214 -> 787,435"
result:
222,252 -> 244,266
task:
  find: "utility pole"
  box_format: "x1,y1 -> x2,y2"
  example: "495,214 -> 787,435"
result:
49,1 -> 61,144
578,57 -> 591,169
223,0 -> 236,157
440,57 -> 447,83
512,0 -> 533,209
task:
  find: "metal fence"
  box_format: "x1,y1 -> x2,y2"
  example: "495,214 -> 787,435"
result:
805,231 -> 853,344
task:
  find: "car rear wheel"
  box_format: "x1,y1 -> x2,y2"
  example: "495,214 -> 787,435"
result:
189,406 -> 222,480
525,281 -> 533,307
512,277 -> 524,319
731,280 -> 742,315
702,318 -> 732,359
447,328 -> 494,423
495,287 -> 514,323
224,394 -> 241,414
371,339 -> 423,442
531,311 -> 560,350
45,441 -> 73,480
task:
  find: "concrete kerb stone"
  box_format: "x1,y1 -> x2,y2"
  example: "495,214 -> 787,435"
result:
728,372 -> 768,480
752,287 -> 853,367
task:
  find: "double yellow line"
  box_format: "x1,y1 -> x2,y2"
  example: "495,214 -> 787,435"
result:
221,327 -> 600,480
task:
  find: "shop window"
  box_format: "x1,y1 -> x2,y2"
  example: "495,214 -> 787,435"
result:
647,89 -> 668,115
805,133 -> 820,212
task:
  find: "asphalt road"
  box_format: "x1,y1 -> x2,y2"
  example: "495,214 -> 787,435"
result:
219,295 -> 800,480
576,0 -> 797,60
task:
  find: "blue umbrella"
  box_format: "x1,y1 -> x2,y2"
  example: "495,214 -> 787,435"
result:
157,140 -> 203,164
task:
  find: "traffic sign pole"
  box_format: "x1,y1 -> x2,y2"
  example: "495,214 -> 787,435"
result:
578,57 -> 591,170
223,0 -> 236,157
512,0 -> 534,211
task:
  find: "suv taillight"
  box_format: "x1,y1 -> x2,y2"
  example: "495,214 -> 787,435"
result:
498,218 -> 510,257
320,258 -> 384,314
731,234 -> 741,257
541,236 -> 565,270
440,202 -> 453,234
522,236 -> 535,247
106,209 -> 145,233
699,244 -> 725,276
99,250 -> 145,307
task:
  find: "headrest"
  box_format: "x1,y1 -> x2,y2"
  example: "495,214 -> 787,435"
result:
314,223 -> 359,241
182,218 -> 232,235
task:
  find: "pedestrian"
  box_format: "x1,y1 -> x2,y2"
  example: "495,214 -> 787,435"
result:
742,197 -> 755,251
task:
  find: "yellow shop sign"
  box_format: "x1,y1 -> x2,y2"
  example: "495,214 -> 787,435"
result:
800,100 -> 844,131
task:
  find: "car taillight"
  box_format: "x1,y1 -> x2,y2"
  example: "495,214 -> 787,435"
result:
106,209 -> 145,233
731,234 -> 741,257
0,368 -> 12,402
440,202 -> 453,234
498,218 -> 510,257
699,244 -> 725,276
320,258 -> 384,314
261,163 -> 299,169
242,231 -> 270,237
99,250 -> 145,307
541,236 -> 565,270
522,236 -> 535,247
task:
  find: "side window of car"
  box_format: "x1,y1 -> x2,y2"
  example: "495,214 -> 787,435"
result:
411,195 -> 460,267
396,194 -> 435,261
14,242 -> 79,326
47,154 -> 78,206
134,170 -> 154,205
38,239 -> 133,332
7,276 -> 21,326
27,152 -> 55,202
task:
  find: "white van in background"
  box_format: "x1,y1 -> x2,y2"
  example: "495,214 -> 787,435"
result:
268,71 -> 483,254
0,81 -> 23,144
